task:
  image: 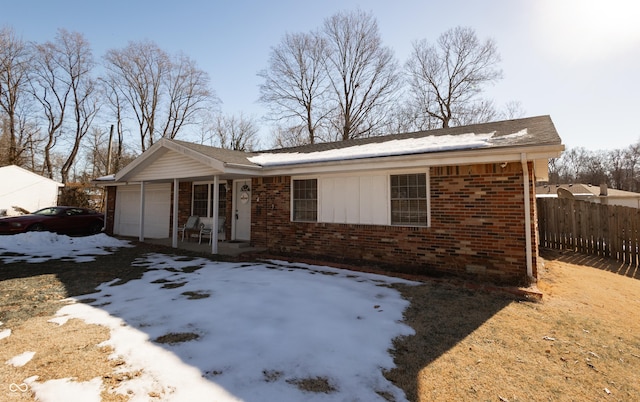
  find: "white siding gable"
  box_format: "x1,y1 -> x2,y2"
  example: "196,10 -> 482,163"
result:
129,150 -> 220,181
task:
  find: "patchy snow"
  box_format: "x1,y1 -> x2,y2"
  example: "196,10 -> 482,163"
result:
6,351 -> 36,367
93,173 -> 115,181
2,233 -> 418,401
0,328 -> 11,340
0,232 -> 132,263
489,128 -> 528,142
24,376 -> 102,402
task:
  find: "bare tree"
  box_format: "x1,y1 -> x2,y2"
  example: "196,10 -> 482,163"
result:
615,143 -> 640,192
0,26 -> 33,166
258,31 -> 330,145
104,41 -> 216,152
406,26 -> 503,129
30,33 -> 70,178
384,102 -> 422,134
500,100 -> 526,120
82,126 -> 108,177
270,124 -> 316,149
161,52 -> 217,139
606,148 -> 627,190
31,29 -> 98,183
210,113 -> 260,151
552,147 -> 608,186
322,10 -> 401,140
103,41 -> 169,152
555,147 -> 588,183
99,78 -> 127,172
626,143 -> 640,192
551,141 -> 640,192
81,125 -> 135,177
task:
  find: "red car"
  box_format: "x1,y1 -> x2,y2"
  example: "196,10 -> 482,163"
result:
0,206 -> 104,235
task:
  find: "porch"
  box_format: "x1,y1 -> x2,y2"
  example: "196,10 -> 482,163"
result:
142,238 -> 266,258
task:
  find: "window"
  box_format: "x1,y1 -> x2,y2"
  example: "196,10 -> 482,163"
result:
390,173 -> 428,226
214,184 -> 227,217
193,184 -> 209,217
292,179 -> 317,221
192,183 -> 227,217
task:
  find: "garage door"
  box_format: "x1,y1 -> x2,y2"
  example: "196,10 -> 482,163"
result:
114,183 -> 171,238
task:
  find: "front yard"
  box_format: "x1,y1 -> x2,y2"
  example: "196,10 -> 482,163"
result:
1,233 -> 639,401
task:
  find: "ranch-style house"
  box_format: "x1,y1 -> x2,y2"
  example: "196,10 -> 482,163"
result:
98,115 -> 564,285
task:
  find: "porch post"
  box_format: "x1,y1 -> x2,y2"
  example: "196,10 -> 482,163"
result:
139,181 -> 145,242
172,178 -> 179,248
211,175 -> 219,254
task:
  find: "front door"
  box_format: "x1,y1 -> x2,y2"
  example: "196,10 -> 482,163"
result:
233,179 -> 251,241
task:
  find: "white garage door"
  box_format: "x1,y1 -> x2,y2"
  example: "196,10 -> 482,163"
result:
114,183 -> 171,238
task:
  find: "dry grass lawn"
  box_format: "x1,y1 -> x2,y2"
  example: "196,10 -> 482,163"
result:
1,244 -> 639,401
387,249 -> 640,401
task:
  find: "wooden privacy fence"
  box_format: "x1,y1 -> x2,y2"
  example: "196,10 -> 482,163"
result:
537,198 -> 640,266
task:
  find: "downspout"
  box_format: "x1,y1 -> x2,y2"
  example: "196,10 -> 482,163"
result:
521,153 -> 533,280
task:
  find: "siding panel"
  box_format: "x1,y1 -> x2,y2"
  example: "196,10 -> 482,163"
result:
130,151 -> 219,181
319,174 -> 387,225
361,175 -> 387,225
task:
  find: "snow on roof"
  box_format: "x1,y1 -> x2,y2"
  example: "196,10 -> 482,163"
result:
249,129 -> 527,167
93,174 -> 115,181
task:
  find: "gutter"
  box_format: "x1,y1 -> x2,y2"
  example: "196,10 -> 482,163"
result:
521,153 -> 534,280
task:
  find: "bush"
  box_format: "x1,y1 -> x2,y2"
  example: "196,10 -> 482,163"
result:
58,186 -> 91,208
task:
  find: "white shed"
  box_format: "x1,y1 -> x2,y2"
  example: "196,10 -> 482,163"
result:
0,165 -> 64,216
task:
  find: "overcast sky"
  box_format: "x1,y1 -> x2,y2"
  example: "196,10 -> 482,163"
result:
3,0 -> 639,152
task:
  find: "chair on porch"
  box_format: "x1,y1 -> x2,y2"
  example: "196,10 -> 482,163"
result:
199,216 -> 226,244
178,215 -> 200,241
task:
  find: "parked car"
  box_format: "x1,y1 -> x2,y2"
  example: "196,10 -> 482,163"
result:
0,206 -> 104,235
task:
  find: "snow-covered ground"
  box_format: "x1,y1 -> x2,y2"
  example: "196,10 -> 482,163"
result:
1,233 -> 418,401
0,232 -> 134,263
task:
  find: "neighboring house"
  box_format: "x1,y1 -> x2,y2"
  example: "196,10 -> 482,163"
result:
98,115 -> 564,285
536,183 -> 640,208
0,165 -> 64,216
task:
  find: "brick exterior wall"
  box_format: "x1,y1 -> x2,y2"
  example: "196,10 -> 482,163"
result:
173,182 -> 192,235
251,162 -> 539,286
104,186 -> 116,235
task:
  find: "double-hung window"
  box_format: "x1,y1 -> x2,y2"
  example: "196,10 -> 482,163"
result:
192,183 -> 227,218
292,179 -> 318,222
390,173 -> 428,226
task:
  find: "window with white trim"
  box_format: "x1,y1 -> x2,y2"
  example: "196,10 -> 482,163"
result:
292,179 -> 318,222
192,183 -> 227,218
390,173 -> 428,226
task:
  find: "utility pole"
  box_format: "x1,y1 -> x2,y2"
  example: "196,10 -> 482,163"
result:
106,124 -> 114,175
